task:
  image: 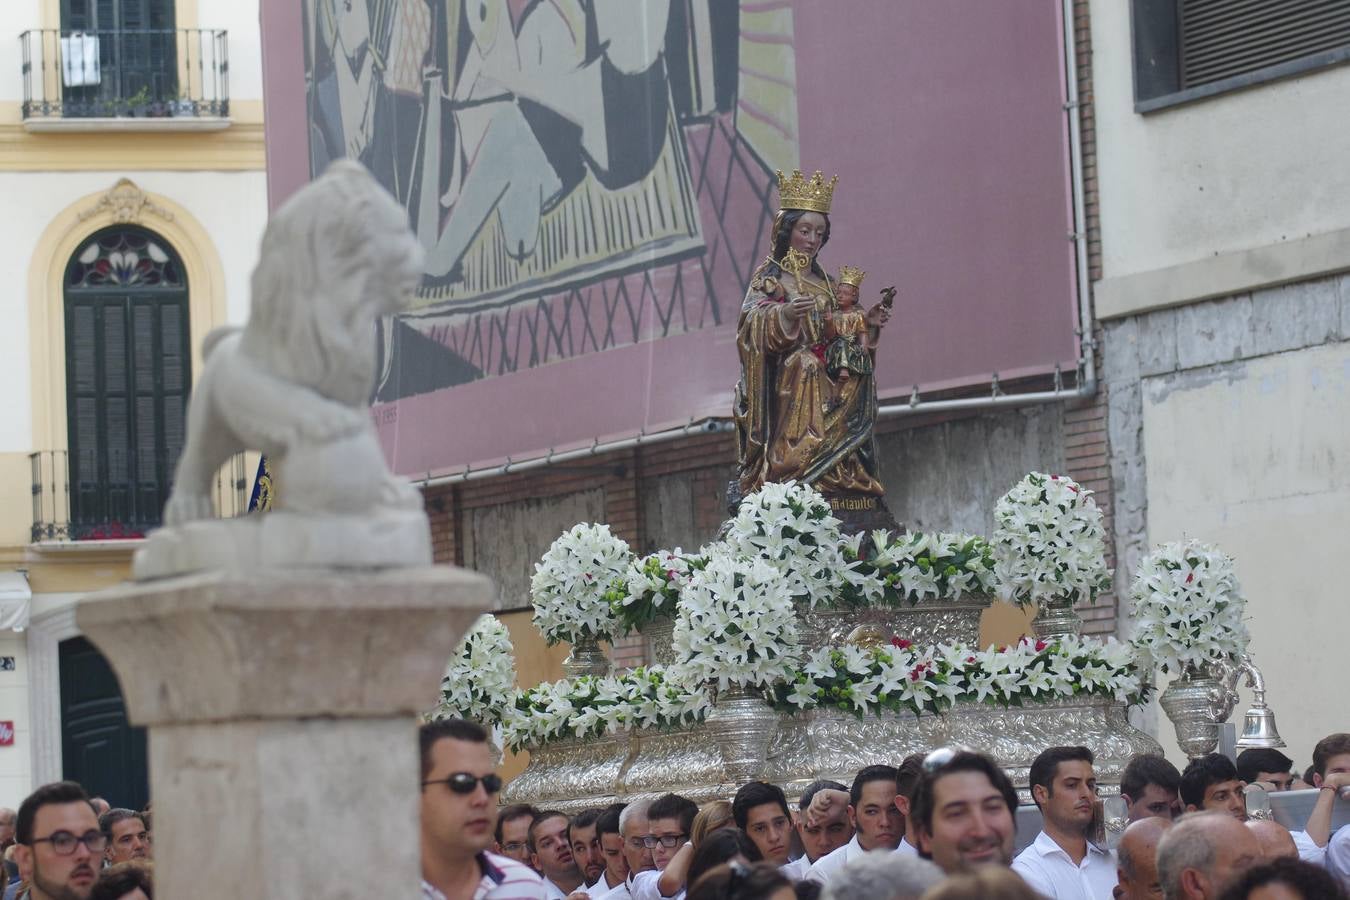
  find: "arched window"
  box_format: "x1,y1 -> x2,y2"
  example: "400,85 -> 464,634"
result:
64,225 -> 190,538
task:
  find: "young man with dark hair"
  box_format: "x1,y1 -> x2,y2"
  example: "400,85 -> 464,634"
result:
732,782 -> 793,868
11,780 -> 103,900
98,808 -> 151,866
635,793 -> 699,900
892,752 -> 926,857
1180,753 -> 1246,821
418,718 -> 545,899
1295,732 -> 1350,866
593,804 -> 628,895
568,808 -> 607,890
910,749 -> 1018,876
803,765 -> 902,884
529,811 -> 584,898
496,804 -> 540,866
1235,748 -> 1296,792
1120,753 -> 1183,823
1012,746 -> 1117,898
785,780 -> 851,881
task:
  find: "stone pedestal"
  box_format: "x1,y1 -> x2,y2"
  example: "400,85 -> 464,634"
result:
76,566 -> 491,900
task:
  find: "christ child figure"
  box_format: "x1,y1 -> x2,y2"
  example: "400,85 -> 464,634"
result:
825,266 -> 876,390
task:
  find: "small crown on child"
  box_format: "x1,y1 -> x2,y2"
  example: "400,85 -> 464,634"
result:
837,265 -> 866,287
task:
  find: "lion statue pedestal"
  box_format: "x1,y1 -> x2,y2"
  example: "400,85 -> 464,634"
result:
134,160 -> 432,580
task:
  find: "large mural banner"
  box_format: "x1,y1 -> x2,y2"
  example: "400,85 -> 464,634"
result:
263,0 -> 1081,478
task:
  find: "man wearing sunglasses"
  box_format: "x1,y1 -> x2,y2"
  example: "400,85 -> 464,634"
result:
420,719 -> 546,899
11,780 -> 103,900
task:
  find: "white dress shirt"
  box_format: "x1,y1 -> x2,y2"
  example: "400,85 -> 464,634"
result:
1326,825 -> 1350,886
589,871 -> 617,895
779,856 -> 812,881
630,869 -> 684,900
803,835 -> 865,883
1011,831 -> 1118,900
894,837 -> 919,857
542,877 -> 586,899
594,873 -> 635,900
1291,829 -> 1327,866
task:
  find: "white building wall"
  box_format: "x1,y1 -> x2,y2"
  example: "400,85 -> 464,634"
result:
0,169 -> 267,453
1090,0 -> 1350,284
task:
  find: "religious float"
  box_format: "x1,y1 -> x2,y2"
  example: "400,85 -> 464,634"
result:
433,171 -> 1272,810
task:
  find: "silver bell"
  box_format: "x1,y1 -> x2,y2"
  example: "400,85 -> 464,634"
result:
1235,702 -> 1285,750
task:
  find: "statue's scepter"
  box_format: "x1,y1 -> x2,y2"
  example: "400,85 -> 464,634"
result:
781,247 -> 824,344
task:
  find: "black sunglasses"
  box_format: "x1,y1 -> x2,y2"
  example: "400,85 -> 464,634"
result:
422,772 -> 503,795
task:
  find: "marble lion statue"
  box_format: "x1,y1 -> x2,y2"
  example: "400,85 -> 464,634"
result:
164,160 -> 424,525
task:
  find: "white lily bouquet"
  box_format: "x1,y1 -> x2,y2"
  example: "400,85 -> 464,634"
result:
616,548 -> 706,633
1129,539 -> 1249,675
433,613 -> 517,726
530,522 -> 631,644
670,547 -> 802,692
992,472 -> 1112,608
722,480 -> 849,608
840,530 -> 997,607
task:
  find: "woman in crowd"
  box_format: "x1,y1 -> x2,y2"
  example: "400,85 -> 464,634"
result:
688,862 -> 795,900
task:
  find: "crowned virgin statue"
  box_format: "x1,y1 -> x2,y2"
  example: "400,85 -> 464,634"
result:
732,169 -> 897,529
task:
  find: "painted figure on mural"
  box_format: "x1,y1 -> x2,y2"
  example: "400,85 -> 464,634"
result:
733,170 -> 894,504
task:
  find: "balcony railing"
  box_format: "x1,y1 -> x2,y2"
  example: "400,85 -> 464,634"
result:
31,450 -> 251,543
20,28 -> 229,123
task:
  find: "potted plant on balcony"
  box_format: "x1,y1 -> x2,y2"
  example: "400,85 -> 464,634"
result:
124,86 -> 152,117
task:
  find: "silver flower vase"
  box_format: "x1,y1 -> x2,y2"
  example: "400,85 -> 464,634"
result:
1032,595 -> 1083,640
562,633 -> 611,677
1159,665 -> 1238,759
706,684 -> 778,785
639,615 -> 677,667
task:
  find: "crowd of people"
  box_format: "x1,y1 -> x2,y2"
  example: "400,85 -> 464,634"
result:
3,723 -> 1348,900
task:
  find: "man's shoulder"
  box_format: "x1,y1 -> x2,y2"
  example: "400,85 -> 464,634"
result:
803,839 -> 853,882
1011,837 -> 1052,878
478,851 -> 546,899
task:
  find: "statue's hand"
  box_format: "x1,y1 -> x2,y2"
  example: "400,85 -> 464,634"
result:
865,303 -> 893,328
786,295 -> 817,321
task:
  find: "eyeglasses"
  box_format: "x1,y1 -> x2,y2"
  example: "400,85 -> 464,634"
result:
29,830 -> 108,856
642,833 -> 688,848
501,840 -> 528,853
421,772 -> 503,795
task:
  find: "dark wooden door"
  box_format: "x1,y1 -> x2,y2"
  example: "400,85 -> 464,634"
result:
59,636 -> 149,810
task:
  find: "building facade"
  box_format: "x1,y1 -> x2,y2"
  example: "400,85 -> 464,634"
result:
0,0 -> 267,808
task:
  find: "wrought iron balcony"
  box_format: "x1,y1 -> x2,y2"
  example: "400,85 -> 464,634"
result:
19,28 -> 229,127
31,449 -> 251,544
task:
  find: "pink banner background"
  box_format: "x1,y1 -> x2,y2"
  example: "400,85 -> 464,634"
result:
261,0 -> 1079,478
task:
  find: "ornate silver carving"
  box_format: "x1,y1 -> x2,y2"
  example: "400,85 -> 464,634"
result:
501,733 -> 631,809
619,724 -> 727,802
1031,596 -> 1084,640
562,634 -> 612,677
797,595 -> 990,651
640,616 -> 678,666
1159,666 -> 1238,759
706,686 -> 778,785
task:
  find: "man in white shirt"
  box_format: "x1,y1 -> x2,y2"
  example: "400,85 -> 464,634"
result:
530,811 -> 587,898
783,780 -> 852,880
595,801 -> 654,900
1012,746 -> 1118,899
733,782 -> 794,873
910,749 -> 1018,875
633,793 -> 698,900
1119,754 -> 1183,823
804,765 -> 903,883
590,805 -> 629,895
1297,732 -> 1350,865
418,719 -> 546,900
891,753 -> 926,858
569,808 -> 608,892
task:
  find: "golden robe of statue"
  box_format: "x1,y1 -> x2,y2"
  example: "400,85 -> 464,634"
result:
734,256 -> 885,498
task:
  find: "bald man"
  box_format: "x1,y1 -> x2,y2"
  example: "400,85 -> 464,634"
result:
1245,819 -> 1298,860
1115,817 -> 1170,900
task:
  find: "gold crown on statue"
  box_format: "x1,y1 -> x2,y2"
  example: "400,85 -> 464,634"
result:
776,169 -> 838,214
837,265 -> 866,287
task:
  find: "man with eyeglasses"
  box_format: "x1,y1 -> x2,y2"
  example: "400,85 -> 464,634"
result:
594,800 -> 654,900
419,719 -> 545,899
496,805 -> 540,868
636,793 -> 699,900
98,809 -> 151,866
909,748 -> 1019,875
10,780 -> 103,900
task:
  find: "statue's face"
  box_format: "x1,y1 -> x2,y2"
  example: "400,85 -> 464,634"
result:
789,212 -> 828,260
836,284 -> 858,308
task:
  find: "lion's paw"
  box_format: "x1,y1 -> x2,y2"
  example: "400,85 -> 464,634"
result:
292,403 -> 367,444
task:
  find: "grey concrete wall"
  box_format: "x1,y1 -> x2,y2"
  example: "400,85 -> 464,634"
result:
464,488 -> 606,610
1101,271 -> 1350,633
878,405 -> 1069,536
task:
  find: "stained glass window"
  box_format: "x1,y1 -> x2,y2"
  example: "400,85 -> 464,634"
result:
67,227 -> 184,289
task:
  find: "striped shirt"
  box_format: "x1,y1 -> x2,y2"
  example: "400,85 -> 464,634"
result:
422,851 -> 547,899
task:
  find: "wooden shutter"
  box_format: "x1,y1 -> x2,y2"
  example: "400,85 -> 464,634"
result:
1180,0 -> 1350,89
